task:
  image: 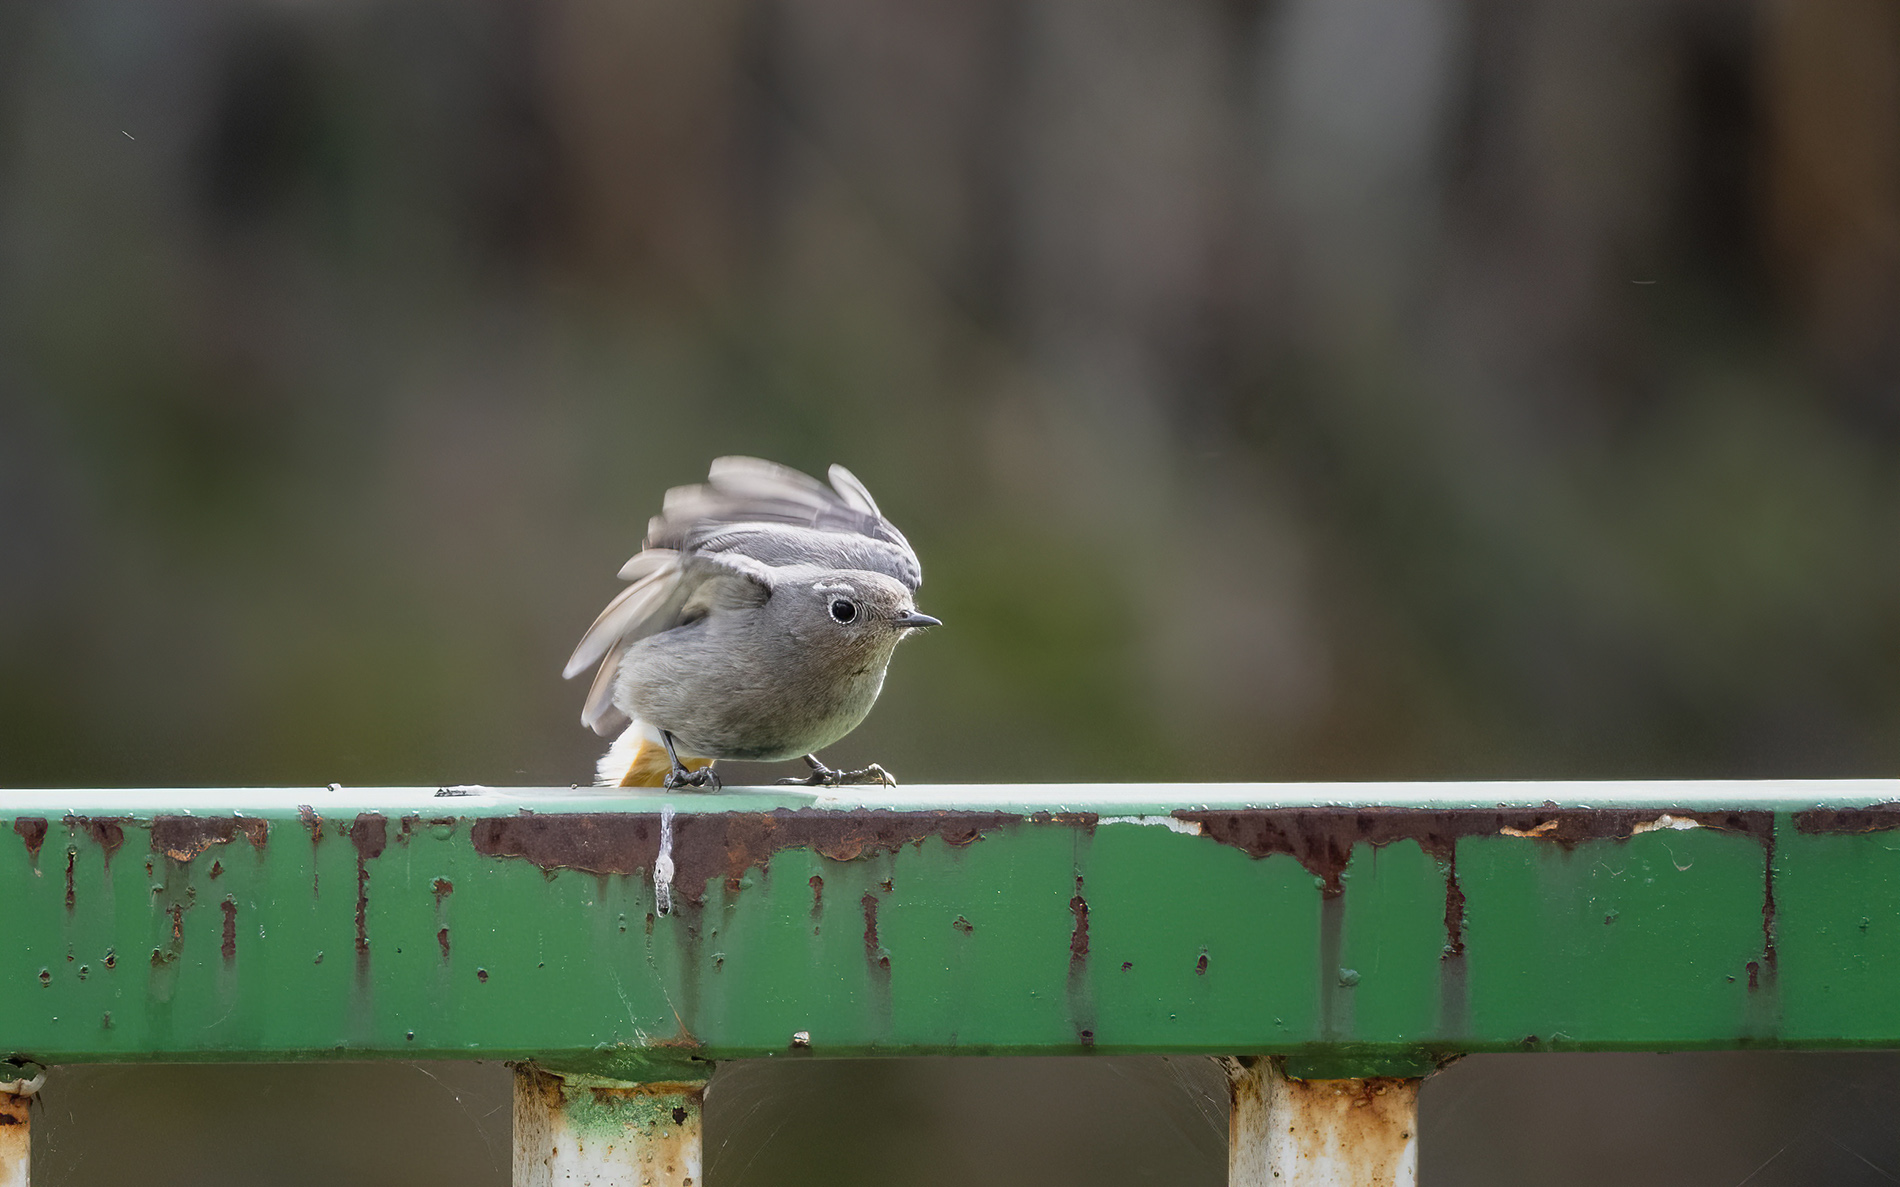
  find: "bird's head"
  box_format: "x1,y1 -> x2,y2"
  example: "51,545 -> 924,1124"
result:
788,571 -> 940,653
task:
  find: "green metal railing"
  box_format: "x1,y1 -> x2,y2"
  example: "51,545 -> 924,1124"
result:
4,780 -> 1899,1184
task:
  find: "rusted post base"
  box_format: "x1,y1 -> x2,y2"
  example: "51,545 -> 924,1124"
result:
514,1064 -> 706,1187
1221,1057 -> 1418,1187
0,1064 -> 44,1187
0,1094 -> 27,1187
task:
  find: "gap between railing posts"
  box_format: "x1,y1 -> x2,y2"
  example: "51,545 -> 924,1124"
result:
510,1056 -> 1422,1187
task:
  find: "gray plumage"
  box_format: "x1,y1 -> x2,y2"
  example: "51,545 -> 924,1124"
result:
564,458 -> 934,780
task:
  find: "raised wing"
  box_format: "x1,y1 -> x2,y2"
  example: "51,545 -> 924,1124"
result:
564,458 -> 919,735
649,457 -> 920,590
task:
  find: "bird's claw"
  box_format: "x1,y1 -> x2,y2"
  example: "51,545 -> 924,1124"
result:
777,756 -> 897,788
664,766 -> 722,791
838,763 -> 897,787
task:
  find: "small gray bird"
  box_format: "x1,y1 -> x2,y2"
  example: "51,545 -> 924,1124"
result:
564,457 -> 939,789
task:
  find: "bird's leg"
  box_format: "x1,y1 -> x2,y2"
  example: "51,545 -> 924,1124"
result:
777,754 -> 896,788
776,754 -> 837,786
660,731 -> 721,791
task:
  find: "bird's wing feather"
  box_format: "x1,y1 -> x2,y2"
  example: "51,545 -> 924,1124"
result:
563,558 -> 680,680
693,547 -> 781,590
617,547 -> 678,583
580,640 -> 634,735
694,524 -> 918,588
827,463 -> 881,516
647,457 -> 921,589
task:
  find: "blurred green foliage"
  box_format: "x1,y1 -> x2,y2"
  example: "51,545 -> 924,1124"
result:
6,0 -> 1900,1182
6,0 -> 1900,791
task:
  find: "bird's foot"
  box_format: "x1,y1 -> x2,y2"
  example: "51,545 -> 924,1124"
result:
664,764 -> 721,791
777,755 -> 897,788
659,730 -> 721,791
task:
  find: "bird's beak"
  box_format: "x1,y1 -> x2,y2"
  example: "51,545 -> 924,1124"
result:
894,610 -> 942,630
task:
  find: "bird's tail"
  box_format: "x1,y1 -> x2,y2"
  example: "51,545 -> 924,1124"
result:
597,720 -> 715,787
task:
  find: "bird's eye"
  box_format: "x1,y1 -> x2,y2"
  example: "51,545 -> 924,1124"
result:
829,598 -> 858,624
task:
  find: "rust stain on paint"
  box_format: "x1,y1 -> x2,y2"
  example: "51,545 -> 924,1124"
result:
1067,874 -> 1095,1047
221,899 -> 238,963
350,814 -> 388,972
150,816 -> 268,862
469,809 -> 1015,906
65,816 -> 126,864
1177,806 -> 1777,981
12,819 -> 47,860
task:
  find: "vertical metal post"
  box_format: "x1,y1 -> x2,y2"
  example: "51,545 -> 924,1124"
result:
0,1066 -> 43,1187
1222,1057 -> 1419,1187
514,1064 -> 707,1187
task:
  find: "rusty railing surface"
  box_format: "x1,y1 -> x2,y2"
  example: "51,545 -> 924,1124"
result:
5,779 -> 1899,1185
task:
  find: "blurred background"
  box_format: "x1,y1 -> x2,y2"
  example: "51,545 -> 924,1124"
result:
5,0 -> 1900,1181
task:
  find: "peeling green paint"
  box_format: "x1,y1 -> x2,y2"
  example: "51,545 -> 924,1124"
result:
557,1081 -> 702,1140
0,782 -> 1897,1075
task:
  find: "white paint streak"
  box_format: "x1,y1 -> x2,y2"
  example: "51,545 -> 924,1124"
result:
1632,814 -> 1702,835
1098,815 -> 1204,835
654,803 -> 676,916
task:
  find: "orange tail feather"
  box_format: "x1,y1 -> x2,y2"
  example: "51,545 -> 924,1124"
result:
617,738 -> 715,787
